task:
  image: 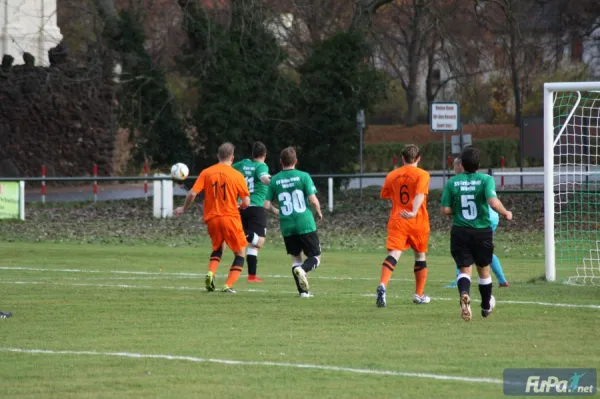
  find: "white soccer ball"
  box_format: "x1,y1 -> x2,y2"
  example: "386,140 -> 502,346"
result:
170,163 -> 189,181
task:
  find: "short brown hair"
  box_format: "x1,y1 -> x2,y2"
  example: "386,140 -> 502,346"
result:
252,142 -> 267,159
401,144 -> 420,164
218,142 -> 235,161
280,147 -> 297,167
460,146 -> 480,173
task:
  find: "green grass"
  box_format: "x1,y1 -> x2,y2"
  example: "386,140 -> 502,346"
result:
0,241 -> 598,398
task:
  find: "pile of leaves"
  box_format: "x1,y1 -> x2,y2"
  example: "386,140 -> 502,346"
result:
0,189 -> 544,250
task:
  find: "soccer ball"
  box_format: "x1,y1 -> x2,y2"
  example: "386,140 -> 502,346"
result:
170,163 -> 189,181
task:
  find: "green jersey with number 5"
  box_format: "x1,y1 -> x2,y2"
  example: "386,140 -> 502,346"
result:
266,169 -> 318,237
232,159 -> 270,207
441,172 -> 497,229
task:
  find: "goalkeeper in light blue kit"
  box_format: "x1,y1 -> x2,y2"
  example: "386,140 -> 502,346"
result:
445,157 -> 509,288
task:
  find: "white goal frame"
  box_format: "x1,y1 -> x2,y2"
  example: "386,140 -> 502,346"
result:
544,81 -> 600,282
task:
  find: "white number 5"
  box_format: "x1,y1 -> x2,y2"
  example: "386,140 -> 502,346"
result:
461,195 -> 477,220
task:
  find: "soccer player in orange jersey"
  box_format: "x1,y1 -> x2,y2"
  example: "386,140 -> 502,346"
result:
376,144 -> 431,307
175,142 -> 251,293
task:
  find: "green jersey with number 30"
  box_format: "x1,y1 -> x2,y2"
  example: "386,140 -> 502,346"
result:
441,172 -> 497,229
232,159 -> 270,207
266,169 -> 318,237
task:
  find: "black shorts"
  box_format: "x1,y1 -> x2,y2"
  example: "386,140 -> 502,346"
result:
283,232 -> 321,257
239,206 -> 267,237
450,226 -> 494,267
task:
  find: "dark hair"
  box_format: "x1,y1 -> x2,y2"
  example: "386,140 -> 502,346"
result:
401,144 -> 420,164
252,142 -> 267,159
218,142 -> 235,161
280,147 -> 297,167
460,146 -> 480,173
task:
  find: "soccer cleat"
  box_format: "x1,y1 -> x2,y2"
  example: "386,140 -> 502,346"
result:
460,292 -> 472,322
413,293 -> 431,304
482,295 -> 496,318
299,292 -> 313,298
445,281 -> 458,288
0,312 -> 12,319
247,275 -> 264,283
222,285 -> 236,294
205,271 -> 216,292
376,283 -> 387,308
499,282 -> 509,288
293,267 -> 309,292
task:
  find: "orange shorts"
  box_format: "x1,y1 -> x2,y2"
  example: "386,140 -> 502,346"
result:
206,217 -> 247,253
386,231 -> 429,253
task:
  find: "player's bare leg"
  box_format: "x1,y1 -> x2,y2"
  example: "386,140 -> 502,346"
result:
412,251 -> 430,304
457,266 -> 472,321
477,265 -> 495,318
377,250 -> 401,308
223,248 -> 246,293
291,254 -> 311,297
246,234 -> 265,283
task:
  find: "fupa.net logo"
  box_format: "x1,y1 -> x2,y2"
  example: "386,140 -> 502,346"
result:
504,368 -> 597,396
526,373 -> 594,394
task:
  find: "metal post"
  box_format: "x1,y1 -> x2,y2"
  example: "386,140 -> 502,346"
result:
93,164 -> 98,203
357,109 -> 365,200
328,177 -> 333,213
144,160 -> 149,201
442,132 -> 447,184
41,165 -> 46,204
359,124 -> 363,200
519,117 -> 525,190
459,121 -> 464,149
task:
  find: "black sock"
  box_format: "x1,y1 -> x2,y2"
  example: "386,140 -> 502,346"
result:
292,265 -> 306,294
247,255 -> 258,275
301,257 -> 319,273
457,274 -> 471,296
478,277 -> 493,310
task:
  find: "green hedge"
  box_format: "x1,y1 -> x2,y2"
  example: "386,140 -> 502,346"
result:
363,139 -> 541,172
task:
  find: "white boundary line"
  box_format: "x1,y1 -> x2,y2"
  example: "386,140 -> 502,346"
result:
0,347 -> 503,385
0,266 -> 427,282
0,280 -> 598,309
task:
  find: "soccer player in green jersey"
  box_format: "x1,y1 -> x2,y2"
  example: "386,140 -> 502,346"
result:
232,142 -> 278,282
264,147 -> 323,297
441,146 -> 513,321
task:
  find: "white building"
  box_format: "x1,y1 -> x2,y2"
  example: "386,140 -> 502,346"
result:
0,0 -> 62,66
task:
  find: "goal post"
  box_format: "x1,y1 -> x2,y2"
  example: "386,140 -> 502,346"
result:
544,82 -> 600,284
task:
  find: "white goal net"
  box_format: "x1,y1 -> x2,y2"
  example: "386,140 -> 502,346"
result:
544,82 -> 600,284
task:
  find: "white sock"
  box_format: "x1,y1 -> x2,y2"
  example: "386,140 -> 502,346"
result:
479,276 -> 492,285
247,247 -> 258,256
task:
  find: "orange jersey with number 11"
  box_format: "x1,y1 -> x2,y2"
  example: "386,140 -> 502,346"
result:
191,164 -> 249,222
381,165 -> 430,233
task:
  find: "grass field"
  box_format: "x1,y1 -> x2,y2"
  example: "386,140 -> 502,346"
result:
1,236 -> 599,398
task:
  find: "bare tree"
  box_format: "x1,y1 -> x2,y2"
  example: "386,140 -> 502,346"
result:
371,0 -> 467,125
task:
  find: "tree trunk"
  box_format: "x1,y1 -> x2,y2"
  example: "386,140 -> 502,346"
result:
509,27 -> 522,127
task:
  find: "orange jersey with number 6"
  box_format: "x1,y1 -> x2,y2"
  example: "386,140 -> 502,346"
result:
191,164 -> 250,222
380,165 -> 430,234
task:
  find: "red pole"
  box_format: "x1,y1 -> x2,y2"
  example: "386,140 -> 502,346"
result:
447,156 -> 452,169
500,156 -> 505,190
41,165 -> 46,204
93,164 -> 98,202
393,155 -> 398,169
144,160 -> 149,201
